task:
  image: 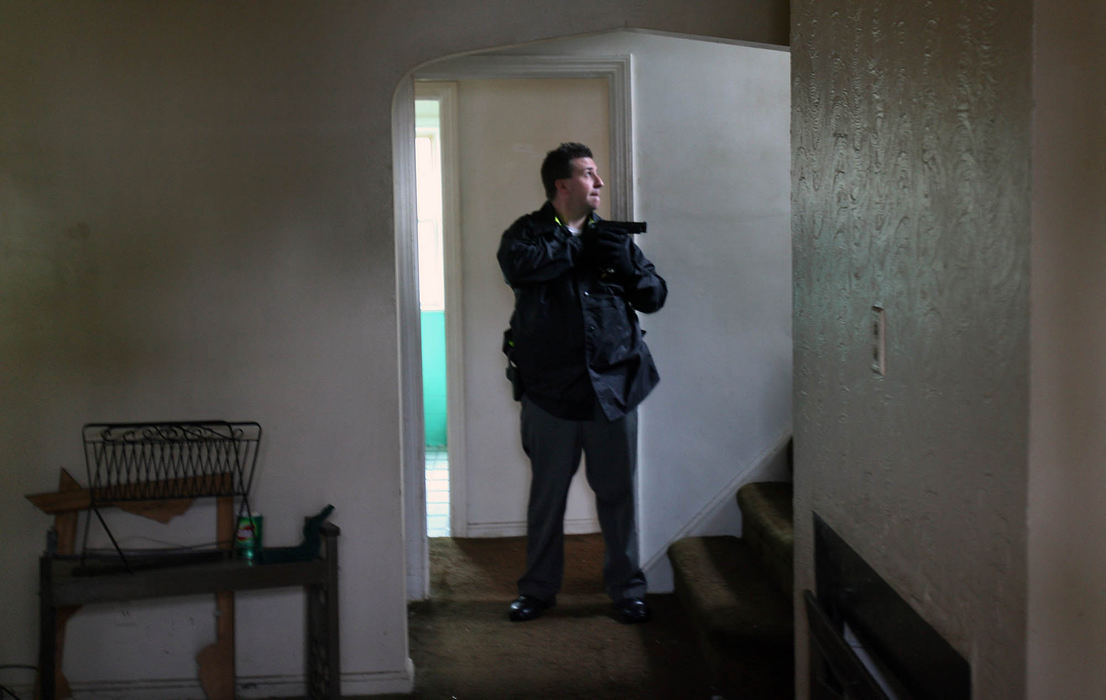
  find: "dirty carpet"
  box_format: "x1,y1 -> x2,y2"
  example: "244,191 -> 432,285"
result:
372,534 -> 716,700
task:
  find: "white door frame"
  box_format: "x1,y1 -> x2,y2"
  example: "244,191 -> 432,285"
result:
413,81 -> 463,538
394,54 -> 634,600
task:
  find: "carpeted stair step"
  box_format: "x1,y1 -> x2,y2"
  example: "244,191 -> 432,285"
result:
668,535 -> 794,698
737,481 -> 794,597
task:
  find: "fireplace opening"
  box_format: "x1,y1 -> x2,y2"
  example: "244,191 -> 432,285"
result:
805,514 -> 970,700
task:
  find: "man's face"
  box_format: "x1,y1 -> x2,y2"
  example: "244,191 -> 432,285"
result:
558,157 -> 604,214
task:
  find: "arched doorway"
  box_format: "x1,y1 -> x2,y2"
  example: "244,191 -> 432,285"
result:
394,31 -> 792,601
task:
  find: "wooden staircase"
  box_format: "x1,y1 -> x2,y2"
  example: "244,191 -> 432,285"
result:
668,481 -> 795,699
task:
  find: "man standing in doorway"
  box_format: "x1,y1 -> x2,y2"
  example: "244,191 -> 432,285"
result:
497,142 -> 667,624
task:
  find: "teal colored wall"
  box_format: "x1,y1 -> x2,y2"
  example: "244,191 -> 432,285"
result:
421,310 -> 448,446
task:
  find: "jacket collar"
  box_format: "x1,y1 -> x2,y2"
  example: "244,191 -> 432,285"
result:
542,201 -> 600,230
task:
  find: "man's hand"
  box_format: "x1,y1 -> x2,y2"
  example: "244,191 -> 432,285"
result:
582,228 -> 636,280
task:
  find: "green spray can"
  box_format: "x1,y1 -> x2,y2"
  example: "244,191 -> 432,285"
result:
234,513 -> 263,563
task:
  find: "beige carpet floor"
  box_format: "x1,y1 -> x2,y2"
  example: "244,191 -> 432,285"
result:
373,534 -> 716,699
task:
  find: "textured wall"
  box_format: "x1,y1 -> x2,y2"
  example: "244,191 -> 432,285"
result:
792,1 -> 1031,697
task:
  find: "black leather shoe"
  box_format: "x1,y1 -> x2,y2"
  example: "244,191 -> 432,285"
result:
508,594 -> 553,622
613,597 -> 651,624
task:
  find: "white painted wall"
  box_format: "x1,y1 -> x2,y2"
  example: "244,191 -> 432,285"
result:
486,32 -> 793,589
454,77 -> 608,536
1028,0 -> 1106,696
1,2 -> 788,696
625,35 -> 791,584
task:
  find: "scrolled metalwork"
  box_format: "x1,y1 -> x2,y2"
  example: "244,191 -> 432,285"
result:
80,421 -> 262,566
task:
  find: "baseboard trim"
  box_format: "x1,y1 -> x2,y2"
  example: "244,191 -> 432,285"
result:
465,517 -> 599,538
47,661 -> 416,699
338,658 -> 416,696
48,677 -> 207,699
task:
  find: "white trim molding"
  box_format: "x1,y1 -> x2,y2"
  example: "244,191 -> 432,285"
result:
393,76 -> 429,602
465,516 -> 599,539
414,81 -> 469,539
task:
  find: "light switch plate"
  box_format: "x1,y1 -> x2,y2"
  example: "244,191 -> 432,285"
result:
871,305 -> 886,376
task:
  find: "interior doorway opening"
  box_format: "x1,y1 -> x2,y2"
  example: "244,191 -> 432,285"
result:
397,32 -> 792,602
415,94 -> 451,537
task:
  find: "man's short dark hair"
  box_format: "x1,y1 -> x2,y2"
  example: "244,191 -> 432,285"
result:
541,142 -> 594,200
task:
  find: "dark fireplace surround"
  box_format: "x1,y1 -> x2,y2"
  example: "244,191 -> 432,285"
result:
805,514 -> 971,699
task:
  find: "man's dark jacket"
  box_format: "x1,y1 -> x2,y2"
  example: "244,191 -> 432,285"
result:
497,202 -> 666,421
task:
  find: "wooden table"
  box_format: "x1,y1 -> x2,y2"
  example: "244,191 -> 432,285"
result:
37,523 -> 341,700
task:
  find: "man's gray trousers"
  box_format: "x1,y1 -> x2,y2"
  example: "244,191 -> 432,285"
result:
517,396 -> 647,603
